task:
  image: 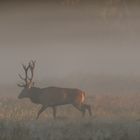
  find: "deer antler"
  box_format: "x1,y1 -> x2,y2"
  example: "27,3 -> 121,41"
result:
18,60 -> 36,88
28,60 -> 36,88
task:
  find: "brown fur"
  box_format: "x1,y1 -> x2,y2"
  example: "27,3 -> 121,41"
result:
19,86 -> 92,119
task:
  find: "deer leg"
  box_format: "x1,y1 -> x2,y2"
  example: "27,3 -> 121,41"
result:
52,106 -> 57,119
73,104 -> 85,117
81,104 -> 86,117
88,105 -> 92,116
36,106 -> 47,120
83,104 -> 92,116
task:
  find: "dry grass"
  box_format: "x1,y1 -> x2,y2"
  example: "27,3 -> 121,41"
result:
1,94 -> 140,140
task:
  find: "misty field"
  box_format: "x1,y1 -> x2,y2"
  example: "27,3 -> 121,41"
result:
1,94 -> 140,140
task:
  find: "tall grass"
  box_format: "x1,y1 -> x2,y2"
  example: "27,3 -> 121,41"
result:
1,94 -> 140,140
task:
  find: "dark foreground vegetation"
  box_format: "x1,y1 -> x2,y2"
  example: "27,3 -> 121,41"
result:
1,119 -> 140,140
1,94 -> 140,140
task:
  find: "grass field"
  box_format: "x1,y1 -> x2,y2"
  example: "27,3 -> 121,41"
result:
1,94 -> 140,140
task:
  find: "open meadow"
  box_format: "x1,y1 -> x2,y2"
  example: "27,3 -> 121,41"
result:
1,93 -> 140,140
0,0 -> 140,140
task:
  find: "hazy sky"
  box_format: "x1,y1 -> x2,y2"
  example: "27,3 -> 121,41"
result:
0,2 -> 140,85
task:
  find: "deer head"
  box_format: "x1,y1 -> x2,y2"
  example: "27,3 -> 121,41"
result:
18,60 -> 36,99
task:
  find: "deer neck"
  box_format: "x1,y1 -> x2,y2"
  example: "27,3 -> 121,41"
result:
28,87 -> 41,104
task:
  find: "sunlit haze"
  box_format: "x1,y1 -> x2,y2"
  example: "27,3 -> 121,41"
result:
0,1 -> 140,91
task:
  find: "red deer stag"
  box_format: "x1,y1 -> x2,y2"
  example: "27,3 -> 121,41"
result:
18,60 -> 92,119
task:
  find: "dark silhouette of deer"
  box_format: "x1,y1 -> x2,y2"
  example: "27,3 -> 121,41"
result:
18,60 -> 92,119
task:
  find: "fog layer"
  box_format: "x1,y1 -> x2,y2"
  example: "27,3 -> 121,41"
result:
0,2 -> 140,87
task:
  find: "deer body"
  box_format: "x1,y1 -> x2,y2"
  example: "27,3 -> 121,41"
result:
18,61 -> 92,119
26,87 -> 84,105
